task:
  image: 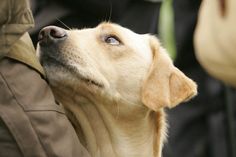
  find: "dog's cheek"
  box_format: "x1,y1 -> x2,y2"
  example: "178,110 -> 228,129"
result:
114,57 -> 149,104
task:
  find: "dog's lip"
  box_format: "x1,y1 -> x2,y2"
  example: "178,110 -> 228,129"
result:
79,77 -> 104,88
42,54 -> 104,88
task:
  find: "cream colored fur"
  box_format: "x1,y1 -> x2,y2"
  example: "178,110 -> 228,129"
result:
37,23 -> 197,157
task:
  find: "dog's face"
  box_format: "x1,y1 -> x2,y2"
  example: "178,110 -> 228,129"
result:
37,23 -> 197,111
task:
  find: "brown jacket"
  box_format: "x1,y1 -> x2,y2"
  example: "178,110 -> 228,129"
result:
0,0 -> 90,156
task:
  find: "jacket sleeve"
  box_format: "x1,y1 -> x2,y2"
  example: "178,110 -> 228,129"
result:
0,58 -> 91,157
194,0 -> 236,87
0,1 -> 91,156
0,0 -> 34,57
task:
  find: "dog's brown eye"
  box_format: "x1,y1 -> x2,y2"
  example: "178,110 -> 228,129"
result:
104,36 -> 120,45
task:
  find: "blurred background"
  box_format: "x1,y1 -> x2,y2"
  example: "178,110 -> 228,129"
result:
29,0 -> 236,157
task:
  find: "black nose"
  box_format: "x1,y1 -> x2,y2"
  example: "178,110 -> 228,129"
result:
38,26 -> 67,46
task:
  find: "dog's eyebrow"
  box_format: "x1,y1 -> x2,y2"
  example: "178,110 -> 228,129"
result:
98,24 -> 123,42
99,24 -> 118,34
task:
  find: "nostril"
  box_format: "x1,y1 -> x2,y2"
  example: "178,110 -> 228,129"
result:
50,28 -> 66,39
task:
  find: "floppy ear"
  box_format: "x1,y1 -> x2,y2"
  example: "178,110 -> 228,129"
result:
141,36 -> 197,111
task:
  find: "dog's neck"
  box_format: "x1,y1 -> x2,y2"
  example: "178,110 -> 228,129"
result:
54,89 -> 166,157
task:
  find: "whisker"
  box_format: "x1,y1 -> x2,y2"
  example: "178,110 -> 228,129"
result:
108,0 -> 113,22
56,18 -> 71,30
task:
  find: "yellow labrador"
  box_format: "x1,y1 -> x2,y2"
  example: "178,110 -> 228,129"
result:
37,23 -> 197,157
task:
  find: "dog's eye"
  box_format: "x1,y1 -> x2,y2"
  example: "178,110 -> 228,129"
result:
104,36 -> 121,45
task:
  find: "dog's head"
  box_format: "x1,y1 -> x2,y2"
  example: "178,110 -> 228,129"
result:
37,23 -> 197,111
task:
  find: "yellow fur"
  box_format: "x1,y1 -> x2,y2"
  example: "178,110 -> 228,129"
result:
37,23 -> 197,157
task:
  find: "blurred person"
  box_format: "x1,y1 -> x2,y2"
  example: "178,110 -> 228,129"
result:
194,1 -> 236,156
162,0 -> 229,157
194,0 -> 236,87
0,0 -> 90,156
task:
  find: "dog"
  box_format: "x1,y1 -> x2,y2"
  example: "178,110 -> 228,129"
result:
37,23 -> 197,157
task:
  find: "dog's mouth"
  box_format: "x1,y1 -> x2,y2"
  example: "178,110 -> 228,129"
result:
41,53 -> 104,88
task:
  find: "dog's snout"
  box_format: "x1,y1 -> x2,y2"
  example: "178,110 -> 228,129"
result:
38,26 -> 67,46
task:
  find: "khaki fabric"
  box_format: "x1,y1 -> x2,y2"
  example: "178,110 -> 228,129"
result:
194,0 -> 236,87
7,33 -> 45,75
0,0 -> 91,156
0,118 -> 23,157
0,0 -> 44,76
0,58 -> 91,157
0,0 -> 33,55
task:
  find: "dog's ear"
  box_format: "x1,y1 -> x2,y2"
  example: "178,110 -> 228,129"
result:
141,36 -> 197,111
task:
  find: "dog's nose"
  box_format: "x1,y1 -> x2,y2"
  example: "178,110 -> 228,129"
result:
38,26 -> 67,46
